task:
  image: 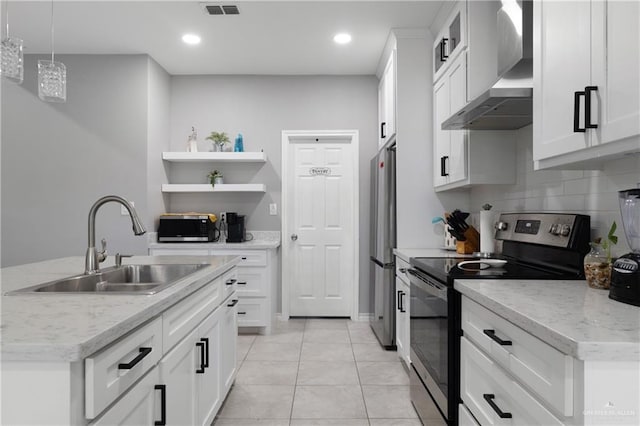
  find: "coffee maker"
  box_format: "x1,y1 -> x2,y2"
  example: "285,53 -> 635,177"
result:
609,188 -> 640,306
226,212 -> 246,243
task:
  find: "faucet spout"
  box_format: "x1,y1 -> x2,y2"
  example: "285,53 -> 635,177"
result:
85,195 -> 146,274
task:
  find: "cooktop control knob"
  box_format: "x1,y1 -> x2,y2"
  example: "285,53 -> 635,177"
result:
549,224 -> 560,235
560,224 -> 571,237
495,221 -> 508,231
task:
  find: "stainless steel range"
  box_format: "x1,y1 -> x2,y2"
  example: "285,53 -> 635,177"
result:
407,212 -> 591,425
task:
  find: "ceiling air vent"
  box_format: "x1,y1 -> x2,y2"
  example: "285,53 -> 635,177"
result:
201,4 -> 240,15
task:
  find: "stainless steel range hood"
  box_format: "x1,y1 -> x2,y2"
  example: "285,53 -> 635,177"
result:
442,0 -> 533,130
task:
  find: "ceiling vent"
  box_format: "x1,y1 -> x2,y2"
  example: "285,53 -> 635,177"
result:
201,4 -> 240,15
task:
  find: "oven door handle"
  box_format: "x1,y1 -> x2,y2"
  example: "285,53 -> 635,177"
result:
407,268 -> 448,301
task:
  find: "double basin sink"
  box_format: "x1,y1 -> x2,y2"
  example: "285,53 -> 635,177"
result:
8,263 -> 209,295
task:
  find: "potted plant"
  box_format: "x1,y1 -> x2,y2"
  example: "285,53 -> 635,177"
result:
208,170 -> 223,187
205,131 -> 230,152
584,222 -> 618,289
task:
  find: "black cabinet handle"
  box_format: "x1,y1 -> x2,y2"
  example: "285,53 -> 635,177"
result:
483,394 -> 513,419
483,329 -> 512,346
195,342 -> 206,373
440,156 -> 449,177
440,38 -> 449,61
241,257 -> 247,260
118,347 -> 152,370
381,122 -> 386,139
154,385 -> 167,426
574,91 -> 586,132
237,281 -> 247,285
227,299 -> 239,307
200,338 -> 209,368
238,311 -> 247,315
226,278 -> 237,286
397,290 -> 403,312
585,86 -> 598,129
400,291 -> 406,313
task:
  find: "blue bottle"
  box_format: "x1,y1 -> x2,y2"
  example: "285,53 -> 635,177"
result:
234,133 -> 244,152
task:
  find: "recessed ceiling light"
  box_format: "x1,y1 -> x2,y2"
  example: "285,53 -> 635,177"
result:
333,33 -> 352,45
182,34 -> 201,45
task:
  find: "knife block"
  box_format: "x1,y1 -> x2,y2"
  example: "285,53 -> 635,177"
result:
456,226 -> 480,254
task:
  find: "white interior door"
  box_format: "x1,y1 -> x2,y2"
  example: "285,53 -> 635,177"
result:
283,131 -> 358,318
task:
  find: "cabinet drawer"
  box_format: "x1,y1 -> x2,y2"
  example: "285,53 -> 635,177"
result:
221,266 -> 238,299
85,317 -> 163,419
236,267 -> 268,297
211,249 -> 267,267
459,403 -> 480,426
461,297 -> 573,416
162,277 -> 222,353
460,337 -> 564,426
149,248 -> 210,256
237,298 -> 269,327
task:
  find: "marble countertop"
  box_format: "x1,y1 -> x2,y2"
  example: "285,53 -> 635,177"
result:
394,247 -> 474,262
0,255 -> 239,362
455,279 -> 640,361
148,231 -> 280,250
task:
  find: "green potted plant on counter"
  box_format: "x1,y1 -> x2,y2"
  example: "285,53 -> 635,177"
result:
584,221 -> 618,289
205,131 -> 230,152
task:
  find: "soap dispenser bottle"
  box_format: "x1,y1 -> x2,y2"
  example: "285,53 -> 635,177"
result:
187,127 -> 198,152
234,133 -> 244,152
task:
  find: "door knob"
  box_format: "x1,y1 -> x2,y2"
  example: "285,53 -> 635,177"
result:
291,234 -> 298,241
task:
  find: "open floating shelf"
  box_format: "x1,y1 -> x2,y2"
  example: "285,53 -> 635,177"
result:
161,184 -> 266,193
162,152 -> 267,163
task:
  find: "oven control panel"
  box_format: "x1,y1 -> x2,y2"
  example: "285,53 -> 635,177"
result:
495,213 -> 589,248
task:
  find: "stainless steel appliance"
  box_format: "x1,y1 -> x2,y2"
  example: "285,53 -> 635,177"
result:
610,188 -> 640,306
157,214 -> 217,242
369,139 -> 397,348
408,212 -> 590,425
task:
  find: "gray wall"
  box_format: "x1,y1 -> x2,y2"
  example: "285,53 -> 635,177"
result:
1,54 -> 155,267
169,75 -> 379,313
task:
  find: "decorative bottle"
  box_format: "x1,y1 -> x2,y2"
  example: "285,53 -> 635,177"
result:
187,127 -> 198,152
583,242 -> 612,289
234,133 -> 244,152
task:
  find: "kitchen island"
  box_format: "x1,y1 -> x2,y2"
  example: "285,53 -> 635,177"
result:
1,255 -> 240,425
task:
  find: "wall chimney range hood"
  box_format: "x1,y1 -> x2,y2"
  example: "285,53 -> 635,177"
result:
442,0 -> 533,130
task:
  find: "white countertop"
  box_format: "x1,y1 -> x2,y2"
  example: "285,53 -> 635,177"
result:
394,247 -> 473,263
148,230 -> 280,250
455,279 -> 640,361
0,255 -> 239,362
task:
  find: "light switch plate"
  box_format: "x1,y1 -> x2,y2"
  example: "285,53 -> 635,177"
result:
120,201 -> 134,216
269,203 -> 277,215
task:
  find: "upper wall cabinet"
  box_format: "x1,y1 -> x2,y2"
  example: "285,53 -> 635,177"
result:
433,1 -> 467,84
533,0 -> 640,169
378,50 -> 396,147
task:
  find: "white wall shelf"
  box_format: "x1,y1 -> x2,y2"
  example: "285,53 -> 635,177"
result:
162,152 -> 267,163
161,184 -> 266,193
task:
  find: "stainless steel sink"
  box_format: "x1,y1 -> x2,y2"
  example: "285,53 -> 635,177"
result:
7,264 -> 209,295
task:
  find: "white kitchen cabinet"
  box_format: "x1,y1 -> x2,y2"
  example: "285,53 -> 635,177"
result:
433,1 -> 467,84
466,0 -> 500,101
196,304 -> 223,426
394,257 -> 410,367
221,296 -> 239,394
533,0 -> 640,169
89,367 -> 163,426
378,50 -> 396,147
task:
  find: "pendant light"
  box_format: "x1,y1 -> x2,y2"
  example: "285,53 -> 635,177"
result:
38,0 -> 66,102
0,0 -> 24,84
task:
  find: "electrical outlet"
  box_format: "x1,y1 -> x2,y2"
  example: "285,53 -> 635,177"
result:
219,212 -> 227,223
269,203 -> 277,215
120,201 -> 134,216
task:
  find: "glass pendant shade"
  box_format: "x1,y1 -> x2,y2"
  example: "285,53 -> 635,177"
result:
0,36 -> 23,83
38,59 -> 66,102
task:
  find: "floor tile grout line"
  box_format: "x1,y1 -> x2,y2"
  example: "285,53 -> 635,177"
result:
289,318 -> 306,422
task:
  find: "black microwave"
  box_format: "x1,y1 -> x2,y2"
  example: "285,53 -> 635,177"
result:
157,215 -> 217,242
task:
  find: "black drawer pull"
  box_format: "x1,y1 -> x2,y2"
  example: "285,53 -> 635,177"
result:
195,342 -> 206,373
237,281 -> 247,285
226,278 -> 237,285
381,122 -> 386,139
585,85 -> 598,129
483,394 -> 512,418
574,90 -> 586,132
241,257 -> 247,260
238,311 -> 247,315
397,290 -> 403,312
200,338 -> 209,368
118,347 -> 152,369
483,329 -> 512,346
154,384 -> 166,425
227,299 -> 239,307
400,291 -> 406,313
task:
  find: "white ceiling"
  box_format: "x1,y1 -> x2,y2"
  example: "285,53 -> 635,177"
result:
5,1 -> 443,75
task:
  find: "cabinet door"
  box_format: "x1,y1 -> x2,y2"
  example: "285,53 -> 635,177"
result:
591,0 -> 640,146
434,77 -> 450,187
221,295 -> 239,394
378,76 -> 386,147
533,0 -> 592,161
395,278 -> 410,366
197,307 -> 222,426
90,367 -> 162,426
159,329 -> 198,425
447,54 -> 468,184
384,51 -> 396,142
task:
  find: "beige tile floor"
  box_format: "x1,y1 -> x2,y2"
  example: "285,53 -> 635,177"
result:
214,319 -> 422,426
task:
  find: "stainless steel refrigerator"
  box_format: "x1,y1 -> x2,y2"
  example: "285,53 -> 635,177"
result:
369,139 -> 396,348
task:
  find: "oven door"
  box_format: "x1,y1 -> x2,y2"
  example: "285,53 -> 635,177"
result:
408,268 -> 449,421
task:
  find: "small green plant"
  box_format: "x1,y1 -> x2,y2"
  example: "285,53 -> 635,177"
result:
205,131 -> 230,150
208,170 -> 223,187
594,221 -> 618,262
